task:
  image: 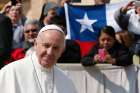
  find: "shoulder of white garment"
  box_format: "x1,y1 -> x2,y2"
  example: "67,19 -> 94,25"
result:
0,56 -> 33,74
0,56 -> 41,93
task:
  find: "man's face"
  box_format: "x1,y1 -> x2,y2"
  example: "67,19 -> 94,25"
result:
34,30 -> 65,68
24,24 -> 38,43
99,32 -> 115,50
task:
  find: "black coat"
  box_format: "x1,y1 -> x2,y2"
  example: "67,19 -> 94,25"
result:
81,42 -> 133,66
0,14 -> 13,68
58,40 -> 81,63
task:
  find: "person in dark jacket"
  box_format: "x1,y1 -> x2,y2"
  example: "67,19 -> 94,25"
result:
49,15 -> 81,63
81,26 -> 133,66
0,14 -> 13,68
58,39 -> 81,63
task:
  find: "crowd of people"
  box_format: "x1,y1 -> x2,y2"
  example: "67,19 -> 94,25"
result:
0,0 -> 139,93
0,0 -> 139,67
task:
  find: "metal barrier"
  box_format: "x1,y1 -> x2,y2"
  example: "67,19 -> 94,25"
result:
57,64 -> 139,93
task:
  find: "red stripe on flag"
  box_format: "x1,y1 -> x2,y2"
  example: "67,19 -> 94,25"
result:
76,40 -> 96,57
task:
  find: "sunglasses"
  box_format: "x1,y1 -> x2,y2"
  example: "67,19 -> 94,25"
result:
24,29 -> 38,33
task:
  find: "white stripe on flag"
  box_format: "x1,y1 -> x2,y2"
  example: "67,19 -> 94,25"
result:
64,3 -> 71,39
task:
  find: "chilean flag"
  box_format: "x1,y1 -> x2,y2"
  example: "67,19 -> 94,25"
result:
64,2 -> 128,56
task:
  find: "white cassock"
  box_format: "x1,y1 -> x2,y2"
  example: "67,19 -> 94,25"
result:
0,52 -> 77,93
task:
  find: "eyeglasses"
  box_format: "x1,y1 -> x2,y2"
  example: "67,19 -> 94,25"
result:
24,29 -> 38,33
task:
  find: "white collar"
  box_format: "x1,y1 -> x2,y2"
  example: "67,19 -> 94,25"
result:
31,52 -> 53,73
31,52 -> 54,93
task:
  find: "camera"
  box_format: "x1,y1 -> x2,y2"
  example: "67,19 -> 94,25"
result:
11,0 -> 17,5
11,0 -> 21,5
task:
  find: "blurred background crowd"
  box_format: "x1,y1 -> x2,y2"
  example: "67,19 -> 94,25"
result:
0,0 -> 139,69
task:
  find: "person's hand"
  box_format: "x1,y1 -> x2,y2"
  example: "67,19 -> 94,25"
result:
0,1 -> 12,14
93,49 -> 109,63
121,1 -> 135,13
93,54 -> 100,62
104,54 -> 116,64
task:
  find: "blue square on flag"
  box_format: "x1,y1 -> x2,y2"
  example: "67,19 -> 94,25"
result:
65,4 -> 107,42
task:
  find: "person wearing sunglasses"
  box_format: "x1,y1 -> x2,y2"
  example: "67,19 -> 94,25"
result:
22,19 -> 40,56
9,19 -> 40,62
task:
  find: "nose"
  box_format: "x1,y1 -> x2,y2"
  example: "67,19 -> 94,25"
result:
28,31 -> 34,35
47,47 -> 53,55
104,40 -> 108,44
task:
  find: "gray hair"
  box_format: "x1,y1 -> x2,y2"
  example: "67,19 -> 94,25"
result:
24,19 -> 39,26
24,19 -> 40,31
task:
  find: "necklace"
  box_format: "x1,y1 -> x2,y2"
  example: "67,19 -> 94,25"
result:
31,54 -> 54,93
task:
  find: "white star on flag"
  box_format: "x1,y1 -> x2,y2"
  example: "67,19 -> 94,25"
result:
76,13 -> 97,33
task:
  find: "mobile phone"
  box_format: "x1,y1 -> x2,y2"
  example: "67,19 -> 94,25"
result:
98,49 -> 106,62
